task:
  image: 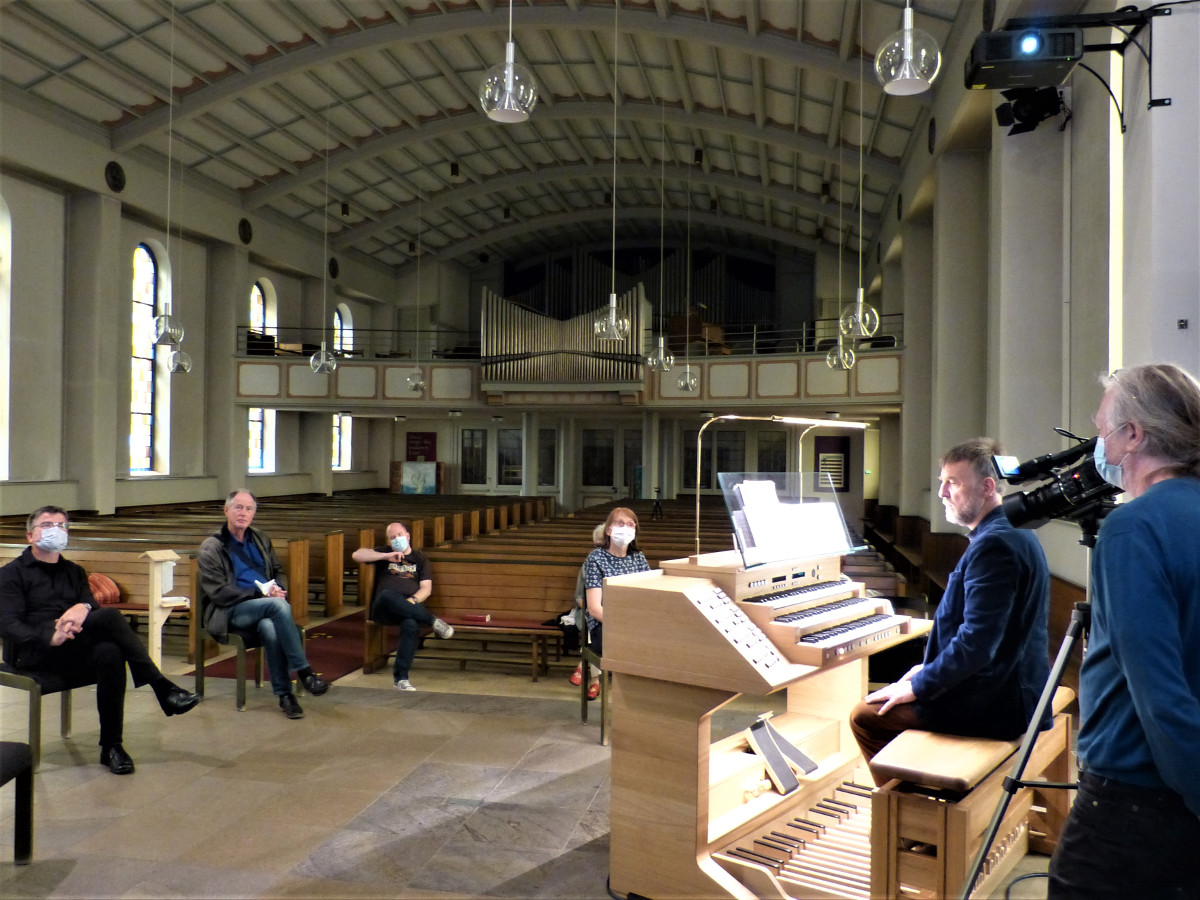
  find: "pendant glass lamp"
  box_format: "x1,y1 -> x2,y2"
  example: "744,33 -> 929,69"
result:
826,332 -> 855,371
875,1 -> 941,96
646,335 -> 674,372
676,363 -> 699,392
153,312 -> 185,345
167,349 -> 192,374
310,342 -> 337,374
839,287 -> 881,338
479,1 -> 537,123
595,293 -> 631,341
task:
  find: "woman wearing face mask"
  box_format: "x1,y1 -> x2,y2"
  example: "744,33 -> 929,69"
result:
581,507 -> 650,700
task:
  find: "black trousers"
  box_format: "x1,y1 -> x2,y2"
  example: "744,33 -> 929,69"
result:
370,590 -> 435,681
1048,771 -> 1200,899
19,608 -> 163,747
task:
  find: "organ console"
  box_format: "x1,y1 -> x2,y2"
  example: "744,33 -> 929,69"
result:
602,549 -> 932,900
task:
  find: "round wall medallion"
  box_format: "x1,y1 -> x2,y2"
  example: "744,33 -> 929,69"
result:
104,161 -> 126,193
237,218 -> 253,245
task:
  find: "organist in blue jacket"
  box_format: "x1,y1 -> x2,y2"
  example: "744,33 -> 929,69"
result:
849,437 -> 1051,785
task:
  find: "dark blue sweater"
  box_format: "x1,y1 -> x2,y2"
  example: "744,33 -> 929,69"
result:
911,507 -> 1051,739
1077,476 -> 1200,815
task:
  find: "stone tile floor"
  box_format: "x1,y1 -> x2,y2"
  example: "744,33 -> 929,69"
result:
0,634 -> 1052,898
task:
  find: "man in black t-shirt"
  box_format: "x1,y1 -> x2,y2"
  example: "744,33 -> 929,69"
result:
351,521 -> 453,691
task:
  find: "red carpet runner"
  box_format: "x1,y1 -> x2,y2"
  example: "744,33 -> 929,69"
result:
194,609 -> 365,683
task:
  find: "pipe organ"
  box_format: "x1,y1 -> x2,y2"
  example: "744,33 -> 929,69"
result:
480,284 -> 647,385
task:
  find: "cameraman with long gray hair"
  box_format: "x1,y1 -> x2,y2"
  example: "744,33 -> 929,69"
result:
1048,363 -> 1200,899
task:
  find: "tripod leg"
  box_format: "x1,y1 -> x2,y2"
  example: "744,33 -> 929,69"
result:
958,602 -> 1088,899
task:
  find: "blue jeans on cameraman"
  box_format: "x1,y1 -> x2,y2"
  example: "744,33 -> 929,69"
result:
1048,770 -> 1200,899
371,590 -> 435,681
229,597 -> 309,696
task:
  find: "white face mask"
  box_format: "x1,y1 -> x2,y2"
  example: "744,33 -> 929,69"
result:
609,526 -> 635,547
390,535 -> 410,553
35,523 -> 68,553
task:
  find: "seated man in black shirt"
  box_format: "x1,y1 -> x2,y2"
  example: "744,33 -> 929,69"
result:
352,521 -> 453,691
0,506 -> 201,775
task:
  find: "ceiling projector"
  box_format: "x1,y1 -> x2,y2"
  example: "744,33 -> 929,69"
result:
965,27 -> 1084,90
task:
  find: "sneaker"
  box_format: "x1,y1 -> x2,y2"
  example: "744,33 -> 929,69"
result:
279,692 -> 304,719
432,618 -> 454,639
569,664 -> 583,686
587,682 -> 601,701
394,678 -> 417,692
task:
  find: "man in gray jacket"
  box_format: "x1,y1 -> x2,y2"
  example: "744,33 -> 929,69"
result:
197,489 -> 329,719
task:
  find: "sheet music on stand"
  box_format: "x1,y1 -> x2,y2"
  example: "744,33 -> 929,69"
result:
719,471 -> 863,569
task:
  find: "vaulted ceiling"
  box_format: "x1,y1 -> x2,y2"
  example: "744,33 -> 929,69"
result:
1,0 -> 977,274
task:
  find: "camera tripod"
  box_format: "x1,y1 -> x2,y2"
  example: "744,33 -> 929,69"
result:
959,525 -> 1102,898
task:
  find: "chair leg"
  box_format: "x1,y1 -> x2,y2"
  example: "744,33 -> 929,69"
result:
27,688 -> 42,774
60,690 -> 72,740
599,669 -> 611,747
14,762 -> 33,864
580,655 -> 590,724
235,647 -> 248,711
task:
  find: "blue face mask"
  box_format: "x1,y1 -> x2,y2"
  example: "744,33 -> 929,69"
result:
390,535 -> 409,553
1093,427 -> 1128,490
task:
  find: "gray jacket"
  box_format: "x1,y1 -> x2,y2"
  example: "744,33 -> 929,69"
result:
196,524 -> 284,641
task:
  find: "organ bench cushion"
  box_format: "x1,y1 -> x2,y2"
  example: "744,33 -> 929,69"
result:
870,686 -> 1076,793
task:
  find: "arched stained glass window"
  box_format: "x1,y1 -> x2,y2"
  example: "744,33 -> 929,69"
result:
130,244 -> 158,472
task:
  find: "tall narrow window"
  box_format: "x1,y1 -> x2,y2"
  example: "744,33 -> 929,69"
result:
130,244 -> 158,472
332,413 -> 352,470
581,429 -> 615,487
461,429 -> 488,485
333,304 -> 353,355
248,407 -> 276,473
537,428 -> 557,487
497,428 -> 523,486
250,282 -> 266,333
757,431 -> 787,473
248,283 -> 276,470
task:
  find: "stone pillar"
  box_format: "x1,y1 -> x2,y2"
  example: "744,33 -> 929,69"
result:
899,222 -> 933,518
929,152 -> 989,526
1121,6 -> 1200,373
521,409 -> 538,496
63,192 -> 122,514
987,110 -> 1067,461
205,243 -> 251,497
642,409 -> 660,501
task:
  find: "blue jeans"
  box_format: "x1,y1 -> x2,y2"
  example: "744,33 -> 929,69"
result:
229,597 -> 309,696
371,590 -> 435,681
1048,771 -> 1200,899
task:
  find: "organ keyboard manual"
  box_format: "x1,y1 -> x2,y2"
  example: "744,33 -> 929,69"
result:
601,472 -> 931,899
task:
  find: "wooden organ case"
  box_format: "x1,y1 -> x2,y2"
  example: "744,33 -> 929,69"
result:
603,550 -> 931,900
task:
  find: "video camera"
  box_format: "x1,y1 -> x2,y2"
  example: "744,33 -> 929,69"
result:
992,433 -> 1122,538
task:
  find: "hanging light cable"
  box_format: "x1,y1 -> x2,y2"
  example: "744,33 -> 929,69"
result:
595,3 -> 630,342
155,3 -> 191,374
407,197 -> 426,394
479,0 -> 538,123
676,151 -> 699,393
827,120 -> 854,372
310,101 -> 337,375
646,98 -> 674,373
841,0 -> 881,343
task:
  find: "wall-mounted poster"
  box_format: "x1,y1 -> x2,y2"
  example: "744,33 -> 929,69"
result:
406,432 -> 437,462
402,461 -> 437,494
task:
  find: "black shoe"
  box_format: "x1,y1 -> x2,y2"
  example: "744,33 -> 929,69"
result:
159,685 -> 202,716
299,672 -> 330,696
100,744 -> 135,775
279,692 -> 304,719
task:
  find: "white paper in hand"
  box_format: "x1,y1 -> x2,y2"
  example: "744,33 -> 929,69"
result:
255,579 -> 277,596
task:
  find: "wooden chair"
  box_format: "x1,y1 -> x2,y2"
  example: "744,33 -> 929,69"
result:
0,639 -> 95,771
192,594 -> 306,711
0,741 -> 33,864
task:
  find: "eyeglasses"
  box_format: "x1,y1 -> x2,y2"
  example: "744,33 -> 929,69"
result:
229,504 -> 256,513
34,521 -> 68,531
